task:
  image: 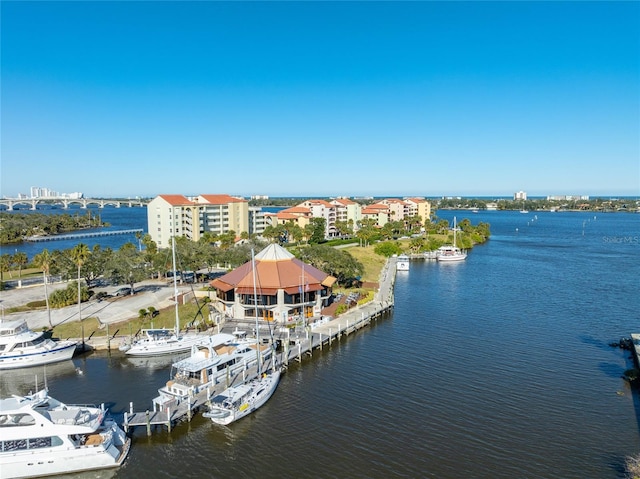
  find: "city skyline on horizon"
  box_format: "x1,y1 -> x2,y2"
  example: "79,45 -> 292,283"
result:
2,2 -> 638,199
3,186 -> 637,202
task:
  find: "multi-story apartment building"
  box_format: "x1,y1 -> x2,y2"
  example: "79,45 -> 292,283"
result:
149,194 -> 431,248
330,197 -> 363,233
405,197 -> 431,222
297,199 -> 337,237
147,194 -> 250,248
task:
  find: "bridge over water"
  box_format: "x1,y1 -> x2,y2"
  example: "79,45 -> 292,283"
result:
0,197 -> 148,211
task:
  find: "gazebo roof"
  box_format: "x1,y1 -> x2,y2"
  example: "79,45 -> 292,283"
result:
210,244 -> 336,293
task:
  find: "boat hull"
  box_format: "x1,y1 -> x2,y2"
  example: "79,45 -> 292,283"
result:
205,370 -> 281,426
0,341 -> 77,370
125,334 -> 205,357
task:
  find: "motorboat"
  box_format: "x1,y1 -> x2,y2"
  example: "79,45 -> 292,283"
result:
0,388 -> 130,479
0,319 -> 77,370
436,216 -> 467,262
204,368 -> 281,426
396,254 -> 410,271
122,328 -> 205,357
152,331 -> 273,412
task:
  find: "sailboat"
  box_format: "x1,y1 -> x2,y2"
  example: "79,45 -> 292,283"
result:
123,236 -> 205,356
436,216 -> 467,262
203,250 -> 281,425
520,200 -> 529,214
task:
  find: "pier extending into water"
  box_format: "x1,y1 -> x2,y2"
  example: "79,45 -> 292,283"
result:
26,229 -> 144,242
122,258 -> 397,435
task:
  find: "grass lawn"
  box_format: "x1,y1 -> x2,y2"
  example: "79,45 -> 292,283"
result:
50,301 -> 209,341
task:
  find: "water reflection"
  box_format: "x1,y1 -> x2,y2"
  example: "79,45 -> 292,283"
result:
0,360 -> 79,396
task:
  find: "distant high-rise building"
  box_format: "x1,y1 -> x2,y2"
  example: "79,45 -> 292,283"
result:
514,191 -> 527,200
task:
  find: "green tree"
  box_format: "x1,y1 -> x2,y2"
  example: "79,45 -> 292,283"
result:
12,252 -> 28,279
308,217 -> 326,244
297,244 -> 363,286
0,254 -> 11,281
374,241 -> 403,258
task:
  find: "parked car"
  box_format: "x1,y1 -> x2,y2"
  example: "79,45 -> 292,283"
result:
115,287 -> 132,297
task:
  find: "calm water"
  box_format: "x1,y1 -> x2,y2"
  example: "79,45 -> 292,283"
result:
1,210 -> 639,478
0,206 -> 148,259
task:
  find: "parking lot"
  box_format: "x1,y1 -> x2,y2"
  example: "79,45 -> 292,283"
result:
0,279 -> 193,330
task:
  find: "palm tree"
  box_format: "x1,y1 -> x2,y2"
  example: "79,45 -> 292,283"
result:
0,254 -> 11,282
33,249 -> 54,328
12,252 -> 28,279
71,243 -> 91,350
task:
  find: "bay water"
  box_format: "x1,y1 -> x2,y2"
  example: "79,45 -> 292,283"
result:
1,209 -> 639,478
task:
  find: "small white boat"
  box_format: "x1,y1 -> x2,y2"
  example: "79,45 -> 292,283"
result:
0,319 -> 77,370
204,368 -> 281,425
0,388 -> 130,479
436,216 -> 467,262
436,245 -> 467,262
396,254 -> 410,271
123,328 -> 205,357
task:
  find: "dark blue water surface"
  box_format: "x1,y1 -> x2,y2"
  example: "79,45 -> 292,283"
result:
0,206 -> 148,259
1,210 -> 639,479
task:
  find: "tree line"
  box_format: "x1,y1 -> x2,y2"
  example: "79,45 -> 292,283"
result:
0,211 -> 107,245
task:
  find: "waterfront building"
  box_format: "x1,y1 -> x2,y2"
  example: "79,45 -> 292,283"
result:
208,243 -> 336,324
148,194 -> 431,247
330,197 -> 362,233
268,206 -> 313,231
361,203 -> 390,227
297,199 -> 338,237
147,194 -> 249,248
514,191 -> 527,200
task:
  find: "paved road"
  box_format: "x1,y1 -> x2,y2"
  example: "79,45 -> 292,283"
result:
0,279 -> 194,330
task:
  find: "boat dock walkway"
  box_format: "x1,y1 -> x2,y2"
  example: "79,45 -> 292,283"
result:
123,257 -> 398,435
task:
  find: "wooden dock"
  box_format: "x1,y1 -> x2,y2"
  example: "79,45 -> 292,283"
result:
123,257 -> 397,435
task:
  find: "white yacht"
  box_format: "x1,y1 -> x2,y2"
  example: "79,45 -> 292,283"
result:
152,331 -> 273,412
0,319 -> 77,370
122,328 -> 205,357
436,217 -> 467,262
435,244 -> 468,262
204,368 -> 281,426
0,388 -> 130,479
396,254 -> 410,271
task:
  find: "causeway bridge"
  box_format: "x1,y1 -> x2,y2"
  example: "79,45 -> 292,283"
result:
0,197 -> 148,211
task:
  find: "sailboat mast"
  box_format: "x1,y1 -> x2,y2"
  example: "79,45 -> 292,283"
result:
172,236 -> 179,335
453,216 -> 457,248
251,249 -> 261,374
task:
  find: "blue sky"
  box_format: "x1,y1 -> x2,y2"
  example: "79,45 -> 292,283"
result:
2,1 -> 639,199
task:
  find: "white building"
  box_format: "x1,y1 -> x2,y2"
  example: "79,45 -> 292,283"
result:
514,191 -> 527,200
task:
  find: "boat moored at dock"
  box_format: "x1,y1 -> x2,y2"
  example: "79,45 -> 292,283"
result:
0,319 -> 77,370
152,331 -> 273,412
0,388 -> 130,479
204,368 -> 281,426
396,254 -> 410,271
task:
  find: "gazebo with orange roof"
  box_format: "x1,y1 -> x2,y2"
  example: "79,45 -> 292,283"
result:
209,243 -> 336,324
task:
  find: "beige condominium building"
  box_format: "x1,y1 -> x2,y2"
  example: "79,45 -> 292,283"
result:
147,194 -> 249,249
